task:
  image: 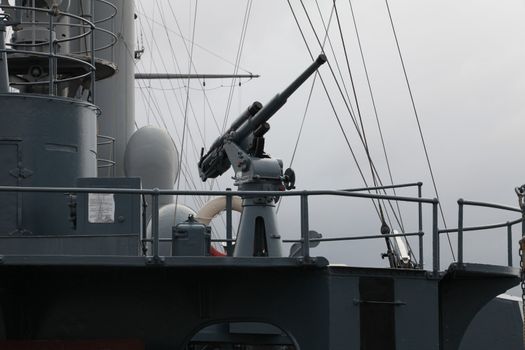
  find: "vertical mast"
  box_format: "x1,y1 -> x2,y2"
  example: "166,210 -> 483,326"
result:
94,0 -> 135,177
0,22 -> 9,93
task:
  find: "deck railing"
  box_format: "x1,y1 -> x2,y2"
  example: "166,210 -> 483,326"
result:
439,199 -> 523,267
0,184 -> 522,275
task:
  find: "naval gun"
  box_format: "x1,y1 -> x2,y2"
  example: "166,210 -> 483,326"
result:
198,54 -> 327,257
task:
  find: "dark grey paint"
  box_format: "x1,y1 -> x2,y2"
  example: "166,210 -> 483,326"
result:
0,94 -> 97,236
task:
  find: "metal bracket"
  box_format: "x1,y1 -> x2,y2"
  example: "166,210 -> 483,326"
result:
353,299 -> 406,306
9,167 -> 33,179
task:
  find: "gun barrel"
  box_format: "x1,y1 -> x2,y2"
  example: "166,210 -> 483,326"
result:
230,101 -> 263,132
199,101 -> 263,180
234,54 -> 326,142
198,54 -> 327,181
281,54 -> 327,101
205,101 -> 262,157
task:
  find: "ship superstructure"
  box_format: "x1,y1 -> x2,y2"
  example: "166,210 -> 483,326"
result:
0,1 -> 523,349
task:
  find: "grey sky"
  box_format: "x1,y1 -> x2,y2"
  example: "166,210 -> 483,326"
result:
134,0 -> 525,282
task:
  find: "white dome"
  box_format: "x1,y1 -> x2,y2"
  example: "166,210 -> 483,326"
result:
124,126 -> 180,190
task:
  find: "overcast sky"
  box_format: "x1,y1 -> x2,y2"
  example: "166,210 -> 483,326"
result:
134,0 -> 525,285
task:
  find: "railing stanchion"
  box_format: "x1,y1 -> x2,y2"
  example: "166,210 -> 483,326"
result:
226,188 -> 233,256
458,199 -> 464,265
300,193 -> 310,260
418,182 -> 423,269
151,189 -> 160,259
419,232 -> 424,269
522,211 -> 525,238
507,222 -> 513,266
141,195 -> 148,256
418,183 -> 423,232
432,200 -> 439,275
48,13 -> 54,95
90,0 -> 96,103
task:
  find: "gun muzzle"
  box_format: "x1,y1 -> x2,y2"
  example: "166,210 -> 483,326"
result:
234,54 -> 327,142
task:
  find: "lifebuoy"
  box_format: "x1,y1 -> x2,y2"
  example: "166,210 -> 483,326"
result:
195,196 -> 243,256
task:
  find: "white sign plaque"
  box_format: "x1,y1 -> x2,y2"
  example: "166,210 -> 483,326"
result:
88,193 -> 115,224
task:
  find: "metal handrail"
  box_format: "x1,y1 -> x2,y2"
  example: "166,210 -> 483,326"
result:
92,0 -> 118,25
0,1 -> 118,100
0,185 -> 439,272
283,232 -> 422,243
0,186 -> 437,201
440,198 -> 523,267
11,184 -> 519,272
96,135 -> 116,175
96,158 -> 115,169
341,182 -> 422,192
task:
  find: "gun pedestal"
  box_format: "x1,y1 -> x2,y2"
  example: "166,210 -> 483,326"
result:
223,142 -> 284,257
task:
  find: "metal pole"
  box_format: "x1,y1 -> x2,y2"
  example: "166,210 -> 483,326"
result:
90,0 -> 96,104
418,182 -> 423,269
135,73 -> 260,80
141,195 -> 148,255
507,222 -> 513,266
300,193 -> 310,260
419,232 -> 424,269
151,189 -> 160,259
432,200 -> 439,275
226,188 -> 233,256
0,25 -> 9,93
458,199 -> 464,265
342,182 -> 422,193
48,13 -> 54,95
522,211 -> 525,238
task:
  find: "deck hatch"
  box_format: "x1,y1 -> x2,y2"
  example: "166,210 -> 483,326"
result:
0,143 -> 19,235
359,276 -> 396,350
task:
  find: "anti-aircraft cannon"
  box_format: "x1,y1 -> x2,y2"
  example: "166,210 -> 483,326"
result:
198,54 -> 327,257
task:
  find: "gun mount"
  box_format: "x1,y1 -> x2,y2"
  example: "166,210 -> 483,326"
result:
198,54 -> 327,257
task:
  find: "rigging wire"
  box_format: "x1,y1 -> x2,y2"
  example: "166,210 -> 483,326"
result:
297,0 -> 363,141
165,2 -> 222,136
221,0 -> 253,132
333,0 -> 412,259
135,2 -> 222,236
286,0 -> 382,220
348,0 -> 407,237
311,1 -> 360,125
139,1 -> 229,228
275,72 -> 318,214
134,3 -> 212,213
293,0 -> 404,226
162,0 -> 228,197
135,79 -> 202,200
384,0 -> 455,260
137,2 -> 207,178
290,0 -> 418,264
128,3 -> 226,237
175,0 -> 199,203
164,1 -> 223,137
290,74 -> 318,170
302,0 -> 407,237
156,1 -> 210,147
135,14 -> 253,75
276,2 -> 331,214
330,0 -> 388,224
140,1 -> 215,187
145,1 -> 158,124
